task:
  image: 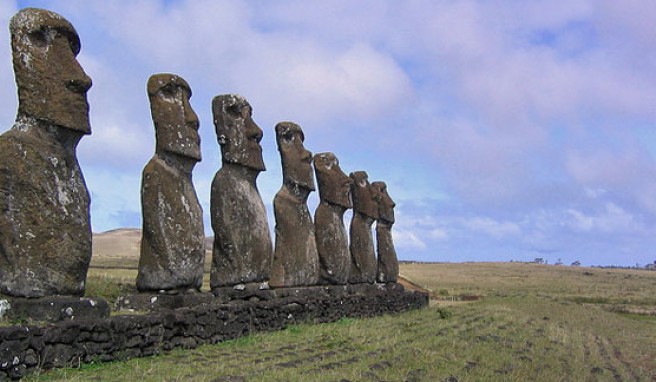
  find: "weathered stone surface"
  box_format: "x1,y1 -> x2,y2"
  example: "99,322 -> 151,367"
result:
348,171 -> 378,284
0,8 -> 92,297
210,95 -> 272,288
372,181 -> 399,283
10,8 -> 91,135
270,122 -> 319,287
211,282 -> 274,303
4,296 -> 109,323
136,74 -> 205,292
313,152 -> 353,285
271,285 -> 348,299
116,292 -> 215,312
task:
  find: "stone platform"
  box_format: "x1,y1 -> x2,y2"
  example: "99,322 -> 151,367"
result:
116,283 -> 409,311
0,296 -> 110,323
0,284 -> 427,380
116,292 -> 216,312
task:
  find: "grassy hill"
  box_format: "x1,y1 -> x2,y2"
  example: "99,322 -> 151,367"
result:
29,260 -> 656,381
32,231 -> 656,380
92,229 -> 142,268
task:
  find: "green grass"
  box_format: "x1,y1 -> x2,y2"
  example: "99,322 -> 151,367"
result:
84,269 -> 137,306
84,268 -> 212,306
23,263 -> 656,381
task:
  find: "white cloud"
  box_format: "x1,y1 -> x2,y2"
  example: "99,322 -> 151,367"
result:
391,210 -> 448,253
392,229 -> 427,251
565,145 -> 656,215
79,122 -> 151,169
60,0 -> 415,132
566,149 -> 640,187
565,203 -> 641,234
584,187 -> 607,199
459,217 -> 521,239
429,228 -> 448,240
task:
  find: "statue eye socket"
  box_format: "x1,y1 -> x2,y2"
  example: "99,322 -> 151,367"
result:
159,84 -> 182,101
28,29 -> 49,48
227,104 -> 243,117
159,85 -> 179,99
283,132 -> 295,143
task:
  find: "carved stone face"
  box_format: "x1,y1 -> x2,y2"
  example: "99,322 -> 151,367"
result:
350,171 -> 378,219
314,152 -> 352,209
372,181 -> 395,224
212,94 -> 265,171
276,122 -> 315,191
147,74 -> 200,161
11,8 -> 92,134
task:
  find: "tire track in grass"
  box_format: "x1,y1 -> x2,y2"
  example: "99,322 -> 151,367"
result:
607,338 -> 642,382
595,335 -> 624,382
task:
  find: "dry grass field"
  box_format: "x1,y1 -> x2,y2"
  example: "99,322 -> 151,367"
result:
23,232 -> 656,381
91,229 -> 142,268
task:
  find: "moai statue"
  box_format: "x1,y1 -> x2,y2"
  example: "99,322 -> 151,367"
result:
313,152 -> 353,285
372,181 -> 399,283
136,74 -> 205,293
270,122 -> 319,287
348,171 -> 378,284
210,95 -> 272,288
0,8 -> 93,297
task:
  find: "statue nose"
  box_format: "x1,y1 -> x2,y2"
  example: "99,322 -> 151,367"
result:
247,120 -> 263,143
186,113 -> 199,129
302,148 -> 312,162
66,76 -> 92,94
184,99 -> 199,128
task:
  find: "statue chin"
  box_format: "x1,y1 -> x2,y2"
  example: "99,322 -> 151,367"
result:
228,153 -> 266,172
22,100 -> 91,136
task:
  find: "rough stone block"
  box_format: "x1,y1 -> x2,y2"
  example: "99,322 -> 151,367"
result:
4,296 -> 109,323
116,292 -> 215,312
211,282 -> 275,302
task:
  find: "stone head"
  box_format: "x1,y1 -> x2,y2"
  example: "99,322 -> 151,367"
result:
276,121 -> 315,192
350,171 -> 378,219
371,181 -> 395,224
147,74 -> 200,161
313,152 -> 352,209
10,8 -> 92,134
212,94 -> 265,171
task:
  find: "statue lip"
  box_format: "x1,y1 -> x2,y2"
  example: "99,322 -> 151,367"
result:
249,141 -> 263,152
187,120 -> 200,131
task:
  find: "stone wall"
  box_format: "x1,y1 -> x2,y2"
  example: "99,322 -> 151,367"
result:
0,284 -> 428,380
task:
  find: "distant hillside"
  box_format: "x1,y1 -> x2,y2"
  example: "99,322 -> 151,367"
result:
92,228 -> 212,269
92,228 -> 141,268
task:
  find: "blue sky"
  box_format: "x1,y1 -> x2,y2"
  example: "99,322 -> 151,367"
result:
1,1 -> 655,266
